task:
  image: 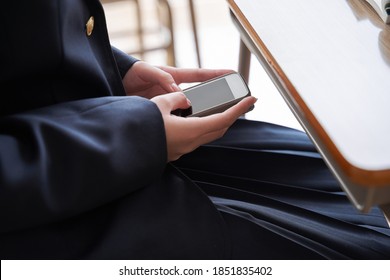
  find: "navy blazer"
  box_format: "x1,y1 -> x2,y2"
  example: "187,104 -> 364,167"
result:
0,0 -> 228,259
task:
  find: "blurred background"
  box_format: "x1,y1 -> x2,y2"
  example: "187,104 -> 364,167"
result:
101,0 -> 302,130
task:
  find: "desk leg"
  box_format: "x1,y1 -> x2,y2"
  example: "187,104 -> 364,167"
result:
380,204 -> 390,228
238,39 -> 251,83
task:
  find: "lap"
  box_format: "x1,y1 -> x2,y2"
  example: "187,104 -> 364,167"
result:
174,119 -> 390,259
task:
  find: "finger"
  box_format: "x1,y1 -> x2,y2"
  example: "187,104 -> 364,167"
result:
223,95 -> 257,118
139,63 -> 181,93
159,67 -> 234,84
192,96 -> 257,133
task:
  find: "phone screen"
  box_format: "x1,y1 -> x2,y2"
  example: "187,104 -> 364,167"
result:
184,78 -> 235,114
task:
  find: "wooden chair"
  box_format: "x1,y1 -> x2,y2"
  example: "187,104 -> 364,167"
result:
101,0 -> 201,67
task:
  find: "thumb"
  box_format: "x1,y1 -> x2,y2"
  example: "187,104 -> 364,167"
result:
152,92 -> 191,114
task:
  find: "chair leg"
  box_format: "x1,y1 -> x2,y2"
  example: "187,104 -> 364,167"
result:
158,0 -> 176,66
159,0 -> 201,68
188,0 -> 201,68
134,0 -> 145,60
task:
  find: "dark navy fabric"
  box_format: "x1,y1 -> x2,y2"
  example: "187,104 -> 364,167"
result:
1,0 -> 389,260
174,120 -> 390,259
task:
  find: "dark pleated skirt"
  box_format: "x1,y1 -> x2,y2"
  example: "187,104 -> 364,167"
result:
174,119 -> 390,259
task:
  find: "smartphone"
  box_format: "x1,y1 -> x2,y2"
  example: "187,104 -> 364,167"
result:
173,72 -> 253,117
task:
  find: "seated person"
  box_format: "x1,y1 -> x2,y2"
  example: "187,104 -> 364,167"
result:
1,0 -> 389,259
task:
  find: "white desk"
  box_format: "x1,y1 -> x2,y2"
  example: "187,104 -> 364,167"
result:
228,0 -> 390,223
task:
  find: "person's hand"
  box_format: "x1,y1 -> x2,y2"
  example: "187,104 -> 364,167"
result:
122,61 -> 233,98
151,92 -> 257,162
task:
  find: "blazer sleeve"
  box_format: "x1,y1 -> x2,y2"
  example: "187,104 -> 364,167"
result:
111,46 -> 139,79
0,96 -> 167,233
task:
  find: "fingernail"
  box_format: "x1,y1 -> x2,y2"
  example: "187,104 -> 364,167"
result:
171,83 -> 181,92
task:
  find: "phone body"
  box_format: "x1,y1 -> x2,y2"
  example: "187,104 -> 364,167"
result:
174,72 -> 252,117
